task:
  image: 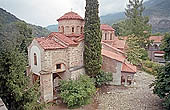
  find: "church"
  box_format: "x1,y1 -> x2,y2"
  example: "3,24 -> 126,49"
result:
27,11 -> 137,102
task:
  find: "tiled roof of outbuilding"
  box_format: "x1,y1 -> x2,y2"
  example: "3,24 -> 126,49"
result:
149,36 -> 163,43
102,49 -> 125,62
100,24 -> 114,31
122,62 -> 137,73
57,11 -> 84,21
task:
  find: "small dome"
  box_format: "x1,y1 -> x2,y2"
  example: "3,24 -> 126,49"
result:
57,11 -> 84,21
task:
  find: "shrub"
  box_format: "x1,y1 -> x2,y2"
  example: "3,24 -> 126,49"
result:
59,75 -> 96,108
153,63 -> 170,109
95,70 -> 113,87
142,60 -> 161,76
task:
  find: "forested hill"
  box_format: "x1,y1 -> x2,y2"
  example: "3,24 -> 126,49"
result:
100,0 -> 170,33
0,8 -> 50,39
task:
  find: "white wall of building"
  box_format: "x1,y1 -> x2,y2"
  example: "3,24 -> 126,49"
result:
30,45 -> 41,75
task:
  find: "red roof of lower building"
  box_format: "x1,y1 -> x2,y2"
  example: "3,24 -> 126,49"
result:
57,11 -> 84,21
122,62 -> 137,73
149,36 -> 163,43
102,37 -> 126,50
102,49 -> 125,62
154,51 -> 165,54
100,24 -> 114,31
35,37 -> 67,50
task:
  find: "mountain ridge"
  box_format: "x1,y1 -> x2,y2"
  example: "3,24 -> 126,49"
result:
100,0 -> 170,33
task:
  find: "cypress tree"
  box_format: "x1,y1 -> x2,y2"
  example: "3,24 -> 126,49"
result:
84,0 -> 102,77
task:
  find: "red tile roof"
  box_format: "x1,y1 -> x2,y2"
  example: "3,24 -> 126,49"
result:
49,32 -> 78,46
101,41 -> 125,54
57,11 -> 84,21
149,36 -> 163,43
102,37 -> 126,50
122,62 -> 137,73
35,37 -> 67,50
100,24 -> 114,31
154,51 -> 165,54
102,49 -> 125,62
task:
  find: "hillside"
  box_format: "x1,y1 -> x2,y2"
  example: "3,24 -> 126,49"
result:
100,0 -> 170,33
0,8 -> 50,39
46,24 -> 58,32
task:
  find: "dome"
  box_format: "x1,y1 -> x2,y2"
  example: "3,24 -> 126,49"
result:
57,11 -> 84,21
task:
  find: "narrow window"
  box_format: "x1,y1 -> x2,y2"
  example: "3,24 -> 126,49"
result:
34,53 -> 37,65
81,27 -> 83,33
56,64 -> 61,69
105,33 -> 107,40
110,33 -> 113,40
61,26 -> 64,33
72,27 -> 74,33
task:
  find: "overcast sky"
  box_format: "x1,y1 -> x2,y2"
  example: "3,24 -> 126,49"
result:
0,0 -> 148,27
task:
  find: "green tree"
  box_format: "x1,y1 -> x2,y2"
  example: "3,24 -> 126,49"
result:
153,33 -> 170,109
125,0 -> 151,47
15,21 -> 33,56
84,0 -> 102,77
125,0 -> 151,65
0,41 -> 45,110
161,33 -> 170,61
112,20 -> 131,36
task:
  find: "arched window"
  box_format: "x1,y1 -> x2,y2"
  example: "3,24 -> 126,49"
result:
105,33 -> 107,40
34,53 -> 37,65
72,27 -> 74,33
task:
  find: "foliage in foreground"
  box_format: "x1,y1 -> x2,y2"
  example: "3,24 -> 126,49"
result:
153,33 -> 170,109
153,63 -> 170,109
59,75 -> 96,108
0,43 -> 45,110
94,70 -> 113,87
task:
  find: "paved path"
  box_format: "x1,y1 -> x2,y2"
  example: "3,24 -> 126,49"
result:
96,71 -> 164,110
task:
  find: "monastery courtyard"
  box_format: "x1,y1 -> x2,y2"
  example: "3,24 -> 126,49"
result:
49,71 -> 164,110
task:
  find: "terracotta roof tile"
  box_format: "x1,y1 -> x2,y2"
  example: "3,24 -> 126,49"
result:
35,37 -> 67,50
102,37 -> 126,50
154,51 -> 165,54
122,62 -> 137,73
102,49 -> 125,62
149,36 -> 163,43
101,24 -> 114,31
101,41 -> 125,54
48,32 -> 78,46
57,11 -> 84,21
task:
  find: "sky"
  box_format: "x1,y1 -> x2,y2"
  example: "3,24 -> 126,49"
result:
0,0 -> 148,27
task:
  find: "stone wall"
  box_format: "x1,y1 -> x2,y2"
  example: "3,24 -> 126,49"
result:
40,73 -> 53,102
41,49 -> 69,73
102,55 -> 122,85
68,41 -> 84,68
58,19 -> 84,35
70,67 -> 85,80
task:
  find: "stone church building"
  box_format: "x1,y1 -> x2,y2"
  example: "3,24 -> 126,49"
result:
28,11 -> 136,102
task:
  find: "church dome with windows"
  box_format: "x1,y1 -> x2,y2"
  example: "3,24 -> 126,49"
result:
57,11 -> 84,21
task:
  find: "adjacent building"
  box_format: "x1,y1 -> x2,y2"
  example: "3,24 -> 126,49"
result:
148,36 -> 165,63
